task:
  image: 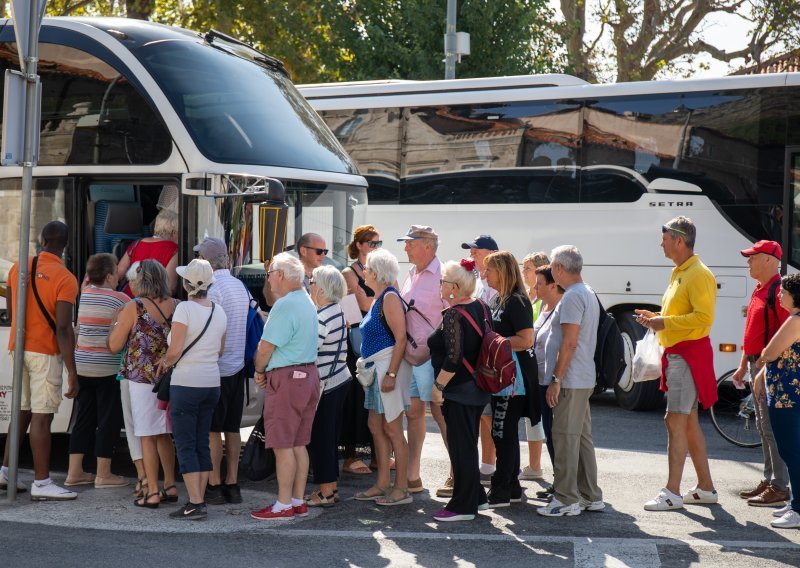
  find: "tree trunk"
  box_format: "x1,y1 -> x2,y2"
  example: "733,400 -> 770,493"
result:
126,0 -> 152,20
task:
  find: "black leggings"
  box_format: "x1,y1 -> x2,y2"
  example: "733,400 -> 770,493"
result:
309,383 -> 350,485
443,399 -> 487,514
490,394 -> 527,499
69,376 -> 123,459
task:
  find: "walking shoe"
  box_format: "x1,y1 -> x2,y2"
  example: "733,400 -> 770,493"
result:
436,477 -> 454,498
204,484 -> 226,505
644,488 -> 683,511
510,488 -> 524,503
770,509 -> 800,529
740,479 -> 769,499
477,502 -> 490,512
748,486 -> 789,507
433,509 -> 475,522
487,489 -> 510,508
537,498 -> 581,517
480,473 -> 492,487
293,502 -> 309,517
222,483 -> 243,504
519,466 -> 544,481
0,470 -> 26,492
682,487 -> 718,505
579,497 -> 606,512
535,485 -> 554,499
169,502 -> 208,520
30,481 -> 77,501
251,504 -> 295,520
773,503 -> 792,518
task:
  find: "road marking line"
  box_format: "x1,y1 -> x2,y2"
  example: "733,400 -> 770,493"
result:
574,541 -> 660,568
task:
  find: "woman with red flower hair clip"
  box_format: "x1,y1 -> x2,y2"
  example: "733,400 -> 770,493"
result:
426,258 -> 491,522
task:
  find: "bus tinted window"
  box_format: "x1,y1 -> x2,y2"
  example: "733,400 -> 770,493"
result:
580,170 -> 645,202
131,39 -> 358,174
0,43 -> 172,166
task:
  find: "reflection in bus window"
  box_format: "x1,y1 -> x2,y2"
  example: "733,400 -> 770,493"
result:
0,43 -> 172,166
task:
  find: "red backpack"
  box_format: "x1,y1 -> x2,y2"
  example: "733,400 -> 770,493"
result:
454,302 -> 517,394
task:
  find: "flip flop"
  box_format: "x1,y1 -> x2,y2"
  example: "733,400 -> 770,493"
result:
343,460 -> 372,475
354,486 -> 390,501
376,489 -> 412,506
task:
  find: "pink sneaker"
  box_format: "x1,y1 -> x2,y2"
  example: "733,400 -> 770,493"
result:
432,509 -> 475,522
293,502 -> 309,517
251,504 -> 295,521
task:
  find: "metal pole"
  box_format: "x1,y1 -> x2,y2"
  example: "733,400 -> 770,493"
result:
8,0 -> 41,502
444,0 -> 457,80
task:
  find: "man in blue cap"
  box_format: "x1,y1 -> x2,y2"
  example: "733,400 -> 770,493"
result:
461,235 -> 499,305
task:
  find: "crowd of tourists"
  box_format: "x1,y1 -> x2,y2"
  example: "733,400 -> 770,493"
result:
1,215 -> 798,530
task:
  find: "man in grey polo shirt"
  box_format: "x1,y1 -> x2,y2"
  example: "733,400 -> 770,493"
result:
195,237 -> 250,505
537,245 -> 603,517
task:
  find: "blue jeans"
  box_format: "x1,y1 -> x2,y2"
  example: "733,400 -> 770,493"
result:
170,386 -> 220,474
768,406 -> 800,512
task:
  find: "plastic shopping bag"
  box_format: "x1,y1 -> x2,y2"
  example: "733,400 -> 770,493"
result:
632,330 -> 664,383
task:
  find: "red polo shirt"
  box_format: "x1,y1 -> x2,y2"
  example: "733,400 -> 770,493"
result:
743,274 -> 789,356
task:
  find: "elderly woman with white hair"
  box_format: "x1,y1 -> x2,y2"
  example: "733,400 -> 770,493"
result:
251,253 -> 321,521
354,248 -> 413,506
304,265 -> 353,507
116,208 -> 180,296
157,258 -> 227,521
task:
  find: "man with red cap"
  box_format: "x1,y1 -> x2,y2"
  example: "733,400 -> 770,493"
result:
734,240 -> 790,507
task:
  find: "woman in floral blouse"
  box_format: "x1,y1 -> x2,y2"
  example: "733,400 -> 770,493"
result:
754,272 -> 800,530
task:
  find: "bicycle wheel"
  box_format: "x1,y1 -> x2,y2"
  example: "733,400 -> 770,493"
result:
708,371 -> 762,448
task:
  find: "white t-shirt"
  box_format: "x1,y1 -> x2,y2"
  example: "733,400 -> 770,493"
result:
169,300 -> 228,388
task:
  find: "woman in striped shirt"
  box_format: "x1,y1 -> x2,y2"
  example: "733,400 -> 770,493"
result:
66,253 -> 131,488
305,265 -> 353,507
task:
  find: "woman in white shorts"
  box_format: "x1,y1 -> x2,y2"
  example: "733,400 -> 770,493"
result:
109,260 -> 179,508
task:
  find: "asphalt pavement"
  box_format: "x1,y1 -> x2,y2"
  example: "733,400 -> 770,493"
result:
1,392 -> 798,567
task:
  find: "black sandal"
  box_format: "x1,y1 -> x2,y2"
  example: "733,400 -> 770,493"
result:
160,485 -> 179,503
134,492 -> 160,509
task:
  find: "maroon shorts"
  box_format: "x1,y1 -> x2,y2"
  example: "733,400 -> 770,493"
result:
263,363 -> 321,449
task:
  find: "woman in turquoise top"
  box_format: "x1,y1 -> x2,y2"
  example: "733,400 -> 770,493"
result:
754,273 -> 800,529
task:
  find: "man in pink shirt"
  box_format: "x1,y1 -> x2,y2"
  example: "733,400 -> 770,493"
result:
398,225 -> 450,497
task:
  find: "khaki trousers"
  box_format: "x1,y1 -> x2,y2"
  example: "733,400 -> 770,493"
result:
551,387 -> 602,505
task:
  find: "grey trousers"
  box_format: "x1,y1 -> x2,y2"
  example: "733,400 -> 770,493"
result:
551,387 -> 602,505
749,363 -> 788,490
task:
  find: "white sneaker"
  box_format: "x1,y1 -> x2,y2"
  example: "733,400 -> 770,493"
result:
682,487 -> 718,505
0,469 -> 26,492
518,466 -> 544,481
537,498 -> 581,517
30,481 -> 77,501
579,497 -> 606,511
770,509 -> 800,529
773,503 -> 792,518
644,488 -> 683,511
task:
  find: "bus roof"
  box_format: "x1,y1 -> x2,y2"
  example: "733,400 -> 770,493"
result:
298,72 -> 800,109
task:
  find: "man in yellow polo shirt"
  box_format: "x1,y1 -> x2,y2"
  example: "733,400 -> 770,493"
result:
635,216 -> 719,512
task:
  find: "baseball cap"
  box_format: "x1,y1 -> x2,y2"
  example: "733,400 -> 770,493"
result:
461,235 -> 498,251
741,240 -> 782,260
176,258 -> 215,291
193,237 -> 228,263
397,225 -> 438,241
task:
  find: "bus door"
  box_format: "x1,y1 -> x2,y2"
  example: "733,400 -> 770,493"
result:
784,147 -> 800,273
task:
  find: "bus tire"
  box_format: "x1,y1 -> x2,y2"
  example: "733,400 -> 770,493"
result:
613,311 -> 664,411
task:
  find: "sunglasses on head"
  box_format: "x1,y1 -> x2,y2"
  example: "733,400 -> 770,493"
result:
304,246 -> 329,256
662,224 -> 687,236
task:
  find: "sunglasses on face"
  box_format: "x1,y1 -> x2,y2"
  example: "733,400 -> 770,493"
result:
304,246 -> 329,256
365,240 -> 382,249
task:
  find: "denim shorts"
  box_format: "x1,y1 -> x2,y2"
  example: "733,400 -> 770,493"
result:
408,359 -> 435,402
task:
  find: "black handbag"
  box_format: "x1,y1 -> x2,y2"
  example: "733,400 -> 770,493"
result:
152,303 -> 216,402
239,416 -> 276,481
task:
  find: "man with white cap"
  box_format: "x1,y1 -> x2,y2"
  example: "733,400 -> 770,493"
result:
193,237 -> 250,505
733,240 -> 790,507
397,225 -> 449,496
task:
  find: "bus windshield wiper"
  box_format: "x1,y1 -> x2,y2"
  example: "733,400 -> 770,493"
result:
204,29 -> 289,77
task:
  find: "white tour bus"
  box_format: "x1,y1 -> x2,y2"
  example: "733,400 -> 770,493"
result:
299,73 -> 800,410
0,17 -> 367,434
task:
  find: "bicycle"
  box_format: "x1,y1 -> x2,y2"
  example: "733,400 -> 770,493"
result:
708,370 -> 762,448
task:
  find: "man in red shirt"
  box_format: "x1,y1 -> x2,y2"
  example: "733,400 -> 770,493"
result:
0,221 -> 79,500
733,240 -> 790,507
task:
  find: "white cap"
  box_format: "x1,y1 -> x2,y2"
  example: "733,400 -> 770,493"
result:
176,258 -> 214,292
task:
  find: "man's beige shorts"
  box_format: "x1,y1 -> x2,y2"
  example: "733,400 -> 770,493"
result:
11,351 -> 63,414
665,353 -> 698,414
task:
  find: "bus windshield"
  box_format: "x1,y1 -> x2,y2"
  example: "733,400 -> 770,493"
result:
128,35 -> 358,174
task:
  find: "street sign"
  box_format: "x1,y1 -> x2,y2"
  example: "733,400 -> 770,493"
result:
1,69 -> 40,165
9,0 -> 47,73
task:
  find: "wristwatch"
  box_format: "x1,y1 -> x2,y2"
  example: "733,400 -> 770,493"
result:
551,375 -> 562,384
386,371 -> 397,378
434,381 -> 445,392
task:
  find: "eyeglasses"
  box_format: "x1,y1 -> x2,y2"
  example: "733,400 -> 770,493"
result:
267,269 -> 282,276
440,279 -> 455,286
303,246 -> 329,256
365,240 -> 382,248
308,278 -> 316,285
662,224 -> 687,236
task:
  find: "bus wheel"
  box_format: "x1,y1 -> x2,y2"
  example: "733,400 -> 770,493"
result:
613,311 -> 664,411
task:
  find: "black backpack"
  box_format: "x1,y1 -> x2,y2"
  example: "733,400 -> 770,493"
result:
594,295 -> 625,389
